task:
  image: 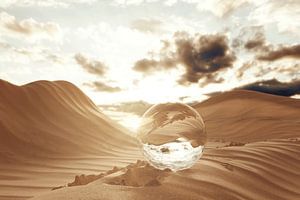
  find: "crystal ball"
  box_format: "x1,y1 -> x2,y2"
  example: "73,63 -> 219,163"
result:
137,103 -> 206,171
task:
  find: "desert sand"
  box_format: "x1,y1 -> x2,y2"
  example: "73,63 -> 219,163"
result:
0,79 -> 299,200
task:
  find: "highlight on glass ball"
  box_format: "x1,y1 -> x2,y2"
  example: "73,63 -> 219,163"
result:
137,103 -> 206,171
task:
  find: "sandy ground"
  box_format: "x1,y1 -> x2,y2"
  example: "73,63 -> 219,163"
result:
0,80 -> 299,200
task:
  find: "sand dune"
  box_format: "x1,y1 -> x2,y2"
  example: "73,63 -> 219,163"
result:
0,80 -> 138,156
0,80 -> 141,199
0,80 -> 299,199
195,90 -> 300,142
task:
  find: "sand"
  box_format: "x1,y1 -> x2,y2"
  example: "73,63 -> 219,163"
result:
0,79 -> 299,200
0,80 -> 141,199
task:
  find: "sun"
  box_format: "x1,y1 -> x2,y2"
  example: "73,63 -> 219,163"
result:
118,114 -> 142,133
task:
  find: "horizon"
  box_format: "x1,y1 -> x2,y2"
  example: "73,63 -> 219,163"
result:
1,77 -> 299,132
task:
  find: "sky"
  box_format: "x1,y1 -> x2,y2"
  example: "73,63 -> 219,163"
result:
0,0 -> 299,130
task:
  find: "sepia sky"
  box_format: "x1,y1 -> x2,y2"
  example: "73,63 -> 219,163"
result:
0,0 -> 299,130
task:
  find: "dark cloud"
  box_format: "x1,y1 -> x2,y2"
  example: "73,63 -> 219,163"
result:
239,79 -> 300,97
175,33 -> 235,84
84,81 -> 121,93
99,101 -> 152,116
74,53 -> 107,76
257,44 -> 300,61
198,74 -> 224,87
233,26 -> 265,49
240,28 -> 300,61
133,32 -> 235,85
206,79 -> 300,97
133,59 -> 159,73
133,58 -> 176,74
130,18 -> 163,33
244,32 -> 266,50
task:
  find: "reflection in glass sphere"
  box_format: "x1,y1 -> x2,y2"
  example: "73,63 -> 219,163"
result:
137,103 -> 206,171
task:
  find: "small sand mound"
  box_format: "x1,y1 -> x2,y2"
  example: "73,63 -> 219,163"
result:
53,160 -> 171,190
67,166 -> 120,187
104,160 -> 171,187
52,166 -> 121,190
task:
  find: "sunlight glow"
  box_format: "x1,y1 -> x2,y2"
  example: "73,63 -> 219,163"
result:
119,114 -> 142,132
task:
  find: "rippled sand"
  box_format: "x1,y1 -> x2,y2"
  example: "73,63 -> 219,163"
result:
0,80 -> 299,200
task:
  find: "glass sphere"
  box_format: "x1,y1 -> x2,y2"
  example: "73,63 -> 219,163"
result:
137,103 -> 206,171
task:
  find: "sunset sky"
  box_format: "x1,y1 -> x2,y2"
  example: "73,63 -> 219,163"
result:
0,0 -> 299,130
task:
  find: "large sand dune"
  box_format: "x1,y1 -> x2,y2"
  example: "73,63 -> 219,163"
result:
0,80 -> 299,199
195,90 -> 300,142
0,80 -> 137,156
0,80 -> 141,199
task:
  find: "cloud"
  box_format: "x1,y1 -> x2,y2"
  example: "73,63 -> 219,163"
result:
248,0 -> 300,35
235,61 -> 257,78
133,57 -> 176,74
239,79 -> 300,97
130,18 -> 163,33
84,81 -> 122,92
198,74 -> 224,87
112,0 -> 159,6
240,29 -> 300,62
277,63 -> 300,76
163,0 -> 300,35
232,26 -> 266,49
121,0 -> 248,17
112,0 -> 247,18
195,0 -> 248,17
206,79 -> 300,97
175,32 -> 235,84
0,12 -> 61,41
133,32 -> 235,85
74,53 -> 107,76
0,41 -> 64,63
257,44 -> 300,61
133,59 -> 158,73
244,31 -> 266,50
179,0 -> 300,35
0,0 -> 96,8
